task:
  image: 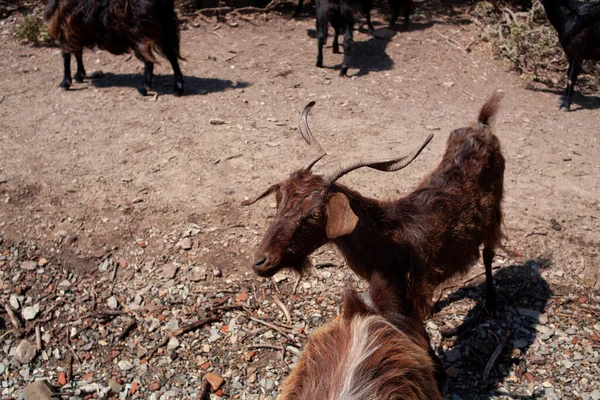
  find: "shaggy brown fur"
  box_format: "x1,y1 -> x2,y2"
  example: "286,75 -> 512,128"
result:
245,93 -> 505,319
44,0 -> 184,95
279,274 -> 442,400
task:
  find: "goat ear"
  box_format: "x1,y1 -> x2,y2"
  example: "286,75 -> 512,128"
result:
241,184 -> 279,206
326,193 -> 358,239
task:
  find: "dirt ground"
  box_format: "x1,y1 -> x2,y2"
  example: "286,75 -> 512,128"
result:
0,1 -> 599,399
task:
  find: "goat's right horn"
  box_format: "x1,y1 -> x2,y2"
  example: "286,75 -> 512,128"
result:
299,101 -> 327,171
321,134 -> 434,184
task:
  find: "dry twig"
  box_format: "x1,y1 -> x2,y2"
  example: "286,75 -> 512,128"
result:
4,304 -> 21,330
273,296 -> 291,323
249,316 -> 293,341
117,320 -> 138,342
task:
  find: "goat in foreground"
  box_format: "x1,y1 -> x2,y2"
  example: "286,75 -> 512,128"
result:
243,93 -> 505,316
44,0 -> 184,96
279,274 -> 443,400
540,0 -> 600,111
315,0 -> 355,76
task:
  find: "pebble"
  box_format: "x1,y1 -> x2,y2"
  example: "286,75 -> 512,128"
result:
190,266 -> 207,282
177,238 -> 193,250
9,294 -> 20,310
109,378 -> 123,393
20,261 -> 38,271
167,337 -> 180,350
562,359 -> 573,369
14,340 -> 38,364
540,329 -> 556,341
149,381 -> 161,391
445,349 -> 462,363
591,390 -> 600,400
0,362 -> 4,374
22,304 -> 40,320
21,380 -> 54,400
517,308 -> 548,324
209,118 -> 226,125
107,296 -> 118,310
205,372 -> 224,390
162,264 -> 179,279
117,360 -> 134,371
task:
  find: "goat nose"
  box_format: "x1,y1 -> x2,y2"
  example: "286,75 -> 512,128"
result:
253,255 -> 268,267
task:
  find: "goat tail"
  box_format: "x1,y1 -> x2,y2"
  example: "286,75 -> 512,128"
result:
478,91 -> 504,125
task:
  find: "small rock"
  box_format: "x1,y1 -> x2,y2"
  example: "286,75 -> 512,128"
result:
21,380 -> 55,399
190,266 -> 208,282
15,340 -> 37,364
212,268 -> 223,277
540,329 -> 555,341
205,372 -> 224,390
21,261 -> 38,271
562,359 -> 573,369
273,273 -> 288,283
22,304 -> 40,320
167,337 -> 180,350
9,294 -> 20,310
445,366 -> 459,379
427,321 -> 439,330
445,349 -> 462,363
517,308 -> 548,324
118,360 -> 134,371
0,362 -> 4,374
590,390 -> 600,400
550,218 -> 562,231
209,118 -> 226,125
162,264 -> 179,279
237,292 -> 249,302
57,372 -> 67,386
441,81 -> 455,88
109,378 -> 123,393
177,238 -> 193,250
148,381 -> 161,391
107,296 -> 119,310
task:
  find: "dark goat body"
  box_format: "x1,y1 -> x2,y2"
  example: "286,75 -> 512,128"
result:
279,274 -> 443,400
44,0 -> 184,96
244,93 -> 505,319
296,0 -> 413,31
315,0 -> 355,76
540,0 -> 600,111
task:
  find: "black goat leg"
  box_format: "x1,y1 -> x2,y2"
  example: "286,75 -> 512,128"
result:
293,0 -> 304,17
165,49 -> 184,96
332,26 -> 341,54
340,25 -> 352,76
388,0 -> 400,29
560,56 -> 580,112
74,50 -> 86,83
363,0 -> 374,34
316,18 -> 327,68
483,246 -> 497,314
59,51 -> 72,90
138,61 -> 154,96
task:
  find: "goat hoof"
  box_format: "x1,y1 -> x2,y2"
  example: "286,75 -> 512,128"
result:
137,86 -> 149,96
316,61 -> 323,68
174,84 -> 184,97
340,68 -> 348,77
333,47 -> 340,54
74,72 -> 85,83
58,80 -> 71,90
559,105 -> 570,112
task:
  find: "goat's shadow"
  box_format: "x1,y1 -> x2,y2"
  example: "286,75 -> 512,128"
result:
525,85 -> 600,112
431,258 -> 552,399
90,73 -> 250,96
306,28 -> 394,77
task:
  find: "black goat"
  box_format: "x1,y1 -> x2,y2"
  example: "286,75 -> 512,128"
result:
44,0 -> 184,96
540,0 -> 600,111
296,0 -> 412,32
316,0 -> 355,76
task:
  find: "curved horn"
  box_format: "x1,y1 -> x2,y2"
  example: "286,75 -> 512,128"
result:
322,133 -> 434,184
299,101 -> 327,171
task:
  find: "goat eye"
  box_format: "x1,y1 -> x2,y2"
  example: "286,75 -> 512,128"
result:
310,211 -> 322,220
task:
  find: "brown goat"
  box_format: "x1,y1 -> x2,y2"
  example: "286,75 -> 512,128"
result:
279,273 -> 443,400
243,93 -> 505,318
44,0 -> 184,96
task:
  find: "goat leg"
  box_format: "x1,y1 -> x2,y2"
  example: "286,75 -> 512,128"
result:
339,24 -> 353,76
59,51 -> 72,90
332,26 -> 341,54
165,49 -> 184,97
316,19 -> 327,68
560,56 -> 580,112
362,0 -> 374,34
74,51 -> 86,83
138,61 -> 154,96
293,0 -> 304,17
483,246 -> 497,314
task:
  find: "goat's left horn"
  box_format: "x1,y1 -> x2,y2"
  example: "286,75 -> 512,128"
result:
321,133 -> 434,184
299,101 -> 327,171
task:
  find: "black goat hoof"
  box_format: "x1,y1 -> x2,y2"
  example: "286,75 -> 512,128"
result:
74,72 -> 85,83
316,61 -> 323,68
137,86 -> 149,96
174,84 -> 184,97
340,67 -> 348,77
333,47 -> 340,54
58,80 -> 71,90
559,105 -> 570,112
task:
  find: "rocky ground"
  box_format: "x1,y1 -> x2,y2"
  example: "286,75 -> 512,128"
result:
1,0 -> 599,399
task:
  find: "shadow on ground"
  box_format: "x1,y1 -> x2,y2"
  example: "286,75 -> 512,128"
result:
432,258 -> 553,399
90,73 -> 250,96
526,86 -> 600,112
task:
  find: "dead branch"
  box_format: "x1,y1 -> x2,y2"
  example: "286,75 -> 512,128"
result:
4,303 -> 21,330
117,320 -> 138,342
146,316 -> 221,361
292,276 -> 301,295
433,29 -> 468,55
35,325 -> 42,351
273,296 -> 291,323
249,316 -> 293,341
65,327 -> 82,364
481,330 -> 513,388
